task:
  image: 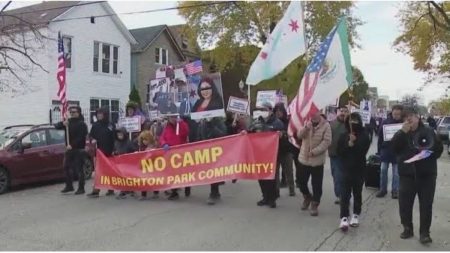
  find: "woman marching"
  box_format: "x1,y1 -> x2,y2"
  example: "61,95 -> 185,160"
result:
337,112 -> 371,231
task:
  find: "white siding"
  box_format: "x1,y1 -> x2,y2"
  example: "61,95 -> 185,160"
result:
0,2 -> 131,129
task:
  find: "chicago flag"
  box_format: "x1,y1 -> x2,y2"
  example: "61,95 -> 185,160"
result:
246,1 -> 306,85
288,18 -> 352,143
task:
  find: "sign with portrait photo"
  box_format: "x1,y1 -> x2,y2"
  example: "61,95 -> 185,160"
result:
188,72 -> 226,120
148,77 -> 190,117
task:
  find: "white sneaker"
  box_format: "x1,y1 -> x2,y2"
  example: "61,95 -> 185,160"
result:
340,217 -> 349,232
350,214 -> 359,227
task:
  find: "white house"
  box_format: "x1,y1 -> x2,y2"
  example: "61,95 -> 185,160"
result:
0,1 -> 137,129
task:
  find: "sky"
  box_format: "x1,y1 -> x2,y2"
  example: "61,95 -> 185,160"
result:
2,0 -> 448,105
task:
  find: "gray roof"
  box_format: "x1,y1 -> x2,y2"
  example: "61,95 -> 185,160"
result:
129,25 -> 166,52
1,1 -> 81,30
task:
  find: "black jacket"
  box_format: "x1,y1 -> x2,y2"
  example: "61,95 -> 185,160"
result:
113,128 -> 135,155
392,123 -> 443,177
190,117 -> 227,142
249,114 -> 284,133
55,118 -> 88,149
89,120 -> 115,156
337,128 -> 371,177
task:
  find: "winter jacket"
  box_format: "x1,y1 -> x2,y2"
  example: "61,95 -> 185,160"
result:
54,117 -> 88,150
113,128 -> 135,155
337,124 -> 371,178
159,120 -> 189,147
89,119 -> 115,156
249,115 -> 285,133
191,117 -> 227,142
328,119 -> 347,157
391,123 -> 443,177
377,117 -> 403,163
297,118 -> 332,167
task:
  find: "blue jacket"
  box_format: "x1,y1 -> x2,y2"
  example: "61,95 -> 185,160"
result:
377,117 -> 403,163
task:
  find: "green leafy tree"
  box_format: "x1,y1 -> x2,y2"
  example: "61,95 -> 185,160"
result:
179,1 -> 362,99
128,86 -> 142,108
338,66 -> 369,106
394,1 -> 450,83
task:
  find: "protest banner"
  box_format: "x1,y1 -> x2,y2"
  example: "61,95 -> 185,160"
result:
383,123 -> 403,141
118,116 -> 141,133
189,72 -> 226,120
256,90 -> 278,108
94,132 -> 279,191
227,96 -> 249,114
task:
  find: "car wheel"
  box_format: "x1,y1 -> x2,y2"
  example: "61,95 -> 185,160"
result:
84,157 -> 93,180
0,166 -> 10,194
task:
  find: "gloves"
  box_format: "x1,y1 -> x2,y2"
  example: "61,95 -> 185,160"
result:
162,144 -> 170,152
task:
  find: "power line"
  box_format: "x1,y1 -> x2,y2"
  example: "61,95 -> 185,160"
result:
0,1 -> 12,14
51,1 -> 232,23
2,1 -> 105,16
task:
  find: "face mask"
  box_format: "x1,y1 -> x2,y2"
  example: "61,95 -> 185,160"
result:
258,111 -> 269,119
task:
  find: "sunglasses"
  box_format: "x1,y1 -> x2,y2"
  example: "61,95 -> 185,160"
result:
69,111 -> 79,114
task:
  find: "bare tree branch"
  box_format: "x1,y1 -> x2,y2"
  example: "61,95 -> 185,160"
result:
429,1 -> 450,28
0,46 -> 48,73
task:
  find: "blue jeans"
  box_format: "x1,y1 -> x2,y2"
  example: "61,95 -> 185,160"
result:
380,162 -> 399,193
330,157 -> 343,198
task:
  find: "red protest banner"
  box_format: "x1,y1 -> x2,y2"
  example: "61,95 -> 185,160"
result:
94,132 -> 279,191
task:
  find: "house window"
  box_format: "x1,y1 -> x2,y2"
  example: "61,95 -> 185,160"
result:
93,42 -> 119,75
113,46 -> 118,74
102,44 -> 110,73
155,47 -> 168,65
93,42 -> 99,72
63,36 -> 72,68
89,98 -> 120,124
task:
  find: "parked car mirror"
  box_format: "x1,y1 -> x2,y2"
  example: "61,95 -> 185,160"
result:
18,142 -> 32,153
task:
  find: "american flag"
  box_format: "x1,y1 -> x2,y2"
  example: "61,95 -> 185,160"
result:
185,60 -> 203,75
287,26 -> 338,145
57,32 -> 68,119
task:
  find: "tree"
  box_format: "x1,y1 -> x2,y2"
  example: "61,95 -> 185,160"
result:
129,86 -> 142,108
338,66 -> 369,107
0,6 -> 49,95
394,1 -> 450,83
400,94 -> 421,107
179,1 -> 362,100
178,1 -> 362,71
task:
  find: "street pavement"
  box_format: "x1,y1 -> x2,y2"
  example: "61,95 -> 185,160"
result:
1,138 -> 449,251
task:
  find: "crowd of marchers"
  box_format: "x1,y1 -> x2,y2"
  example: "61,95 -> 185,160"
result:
56,101 -> 443,245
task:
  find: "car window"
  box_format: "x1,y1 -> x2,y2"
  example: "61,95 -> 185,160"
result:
48,129 -> 65,145
442,117 -> 450,124
21,130 -> 47,148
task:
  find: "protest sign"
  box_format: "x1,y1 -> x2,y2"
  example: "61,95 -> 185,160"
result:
256,90 -> 278,108
253,110 -> 269,119
227,96 -> 249,114
383,123 -> 403,141
189,72 -> 226,120
118,116 -> 141,133
148,77 -> 190,116
94,132 -> 278,191
350,108 -> 371,125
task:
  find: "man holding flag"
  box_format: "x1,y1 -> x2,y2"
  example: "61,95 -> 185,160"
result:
288,17 -> 353,215
54,32 -> 88,195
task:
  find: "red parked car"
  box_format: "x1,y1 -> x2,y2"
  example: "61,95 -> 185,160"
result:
0,124 -> 95,194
